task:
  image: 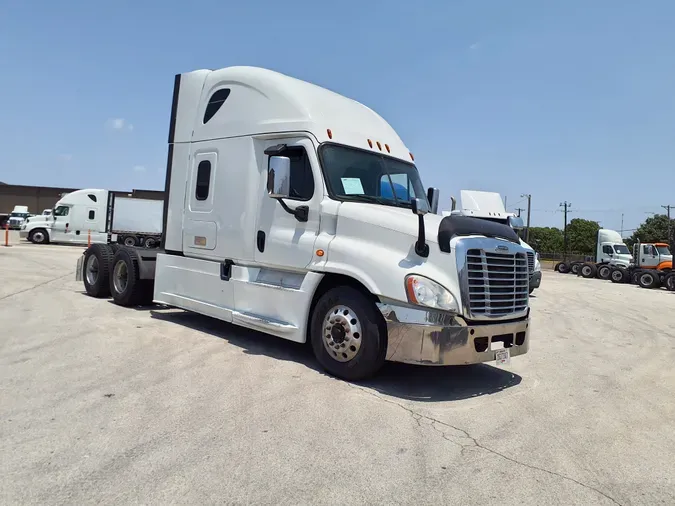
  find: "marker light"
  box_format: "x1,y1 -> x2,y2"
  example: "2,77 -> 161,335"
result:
327,129 -> 333,139
368,139 -> 373,148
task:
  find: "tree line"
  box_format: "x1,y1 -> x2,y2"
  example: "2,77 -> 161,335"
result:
526,214 -> 675,255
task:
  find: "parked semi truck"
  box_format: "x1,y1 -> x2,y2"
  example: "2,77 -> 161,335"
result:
75,65 -> 532,381
20,189 -> 163,247
555,229 -> 633,278
7,205 -> 32,229
608,241 -> 672,289
442,190 -> 542,294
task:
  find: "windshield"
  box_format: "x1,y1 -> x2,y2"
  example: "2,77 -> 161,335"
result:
10,213 -> 29,218
656,245 -> 671,255
614,244 -> 630,254
318,144 -> 427,209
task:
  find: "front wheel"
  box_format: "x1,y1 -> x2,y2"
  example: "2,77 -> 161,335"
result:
310,286 -> 387,381
665,274 -> 675,291
29,228 -> 49,244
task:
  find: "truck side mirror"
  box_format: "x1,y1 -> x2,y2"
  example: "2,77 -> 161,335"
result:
411,197 -> 429,216
426,188 -> 440,214
267,156 -> 291,199
508,216 -> 525,230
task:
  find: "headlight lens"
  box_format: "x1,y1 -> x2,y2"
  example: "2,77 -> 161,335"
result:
405,275 -> 458,312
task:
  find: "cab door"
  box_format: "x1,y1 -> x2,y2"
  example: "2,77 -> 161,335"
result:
51,205 -> 71,241
253,137 -> 321,270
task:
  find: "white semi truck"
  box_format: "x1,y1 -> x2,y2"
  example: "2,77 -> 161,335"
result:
7,205 -> 32,229
443,190 -> 542,294
75,66 -> 532,380
20,189 -> 163,247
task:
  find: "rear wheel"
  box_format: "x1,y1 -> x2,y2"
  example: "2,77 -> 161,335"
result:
123,236 -> 137,247
109,247 -> 153,306
638,271 -> 660,289
610,267 -> 628,283
28,228 -> 49,244
83,244 -> 113,297
557,262 -> 570,274
597,264 -> 612,280
580,263 -> 598,278
310,286 -> 387,381
665,273 -> 675,291
570,262 -> 582,275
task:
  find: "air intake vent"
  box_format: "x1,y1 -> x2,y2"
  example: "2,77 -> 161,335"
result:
526,251 -> 535,273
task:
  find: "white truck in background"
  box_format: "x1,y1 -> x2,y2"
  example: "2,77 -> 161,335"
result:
8,205 -> 32,229
555,229 -> 633,279
443,190 -> 542,294
75,65 -> 532,381
20,189 -> 163,247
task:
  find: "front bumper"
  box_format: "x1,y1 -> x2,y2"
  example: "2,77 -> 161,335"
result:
530,270 -> 542,289
378,302 -> 530,366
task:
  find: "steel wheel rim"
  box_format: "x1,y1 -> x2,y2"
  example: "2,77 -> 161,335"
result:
582,266 -> 591,276
611,270 -> 622,281
33,231 -> 44,242
600,266 -> 609,277
640,273 -> 652,285
667,277 -> 675,290
85,255 -> 99,285
322,305 -> 362,362
113,261 -> 128,294
124,237 -> 135,246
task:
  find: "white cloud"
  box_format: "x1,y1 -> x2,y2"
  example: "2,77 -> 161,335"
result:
59,154 -> 73,161
133,165 -> 146,173
469,42 -> 480,50
106,118 -> 134,131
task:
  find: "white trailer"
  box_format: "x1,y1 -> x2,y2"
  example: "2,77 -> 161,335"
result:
20,189 -> 163,247
76,66 -> 532,381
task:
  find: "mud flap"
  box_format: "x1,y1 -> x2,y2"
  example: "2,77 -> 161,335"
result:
75,255 -> 84,281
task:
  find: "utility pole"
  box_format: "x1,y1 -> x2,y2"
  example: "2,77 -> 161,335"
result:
521,193 -> 532,242
662,205 -> 675,249
560,201 -> 571,259
515,207 -> 525,217
620,213 -> 624,238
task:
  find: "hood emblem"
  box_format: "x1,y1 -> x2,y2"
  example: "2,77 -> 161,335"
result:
496,245 -> 509,252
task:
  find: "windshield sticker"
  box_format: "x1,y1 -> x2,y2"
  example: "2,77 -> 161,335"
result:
341,177 -> 365,195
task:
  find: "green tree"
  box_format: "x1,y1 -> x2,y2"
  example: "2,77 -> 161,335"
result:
528,226 -> 564,253
566,218 -> 600,254
628,214 -> 675,247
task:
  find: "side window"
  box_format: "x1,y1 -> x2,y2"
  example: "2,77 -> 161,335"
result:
54,206 -> 69,217
277,147 -> 314,201
88,194 -> 97,202
88,210 -> 95,220
642,245 -> 650,255
203,89 -> 231,124
602,245 -> 613,255
195,161 -> 212,201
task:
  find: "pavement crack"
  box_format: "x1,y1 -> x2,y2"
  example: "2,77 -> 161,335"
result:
349,384 -> 622,506
0,272 -> 74,301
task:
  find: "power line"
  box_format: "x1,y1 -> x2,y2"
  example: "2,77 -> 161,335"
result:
515,207 -> 525,217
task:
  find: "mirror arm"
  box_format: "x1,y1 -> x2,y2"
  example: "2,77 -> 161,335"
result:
415,215 -> 429,257
277,198 -> 308,222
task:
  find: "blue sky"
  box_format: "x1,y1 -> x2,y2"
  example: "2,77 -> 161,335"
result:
1,0 -> 674,234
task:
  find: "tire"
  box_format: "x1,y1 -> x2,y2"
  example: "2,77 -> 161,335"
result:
28,228 -> 49,244
570,262 -> 581,275
610,267 -> 628,283
83,244 -> 113,298
123,236 -> 137,247
631,271 -> 641,285
638,271 -> 659,289
558,262 -> 570,274
309,286 -> 387,381
109,247 -> 152,306
580,263 -> 597,279
529,287 -> 535,294
597,264 -> 612,280
143,236 -> 157,248
665,273 -> 675,291
554,262 -> 562,272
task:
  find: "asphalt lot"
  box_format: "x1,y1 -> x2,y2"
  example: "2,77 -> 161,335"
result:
1,233 -> 674,505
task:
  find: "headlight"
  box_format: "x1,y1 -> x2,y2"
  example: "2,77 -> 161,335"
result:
535,252 -> 540,260
404,275 -> 458,312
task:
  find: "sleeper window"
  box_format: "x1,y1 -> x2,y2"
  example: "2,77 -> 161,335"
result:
88,210 -> 95,220
275,147 -> 314,201
195,161 -> 212,201
203,89 -> 231,124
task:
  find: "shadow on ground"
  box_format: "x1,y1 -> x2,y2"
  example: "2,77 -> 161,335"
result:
147,308 -> 522,402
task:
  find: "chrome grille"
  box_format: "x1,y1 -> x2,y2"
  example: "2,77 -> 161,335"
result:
466,248 -> 529,317
526,251 -> 535,273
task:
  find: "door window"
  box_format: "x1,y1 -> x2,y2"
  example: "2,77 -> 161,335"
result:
275,146 -> 314,201
54,206 -> 69,216
195,161 -> 212,201
602,245 -> 613,255
88,210 -> 96,220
